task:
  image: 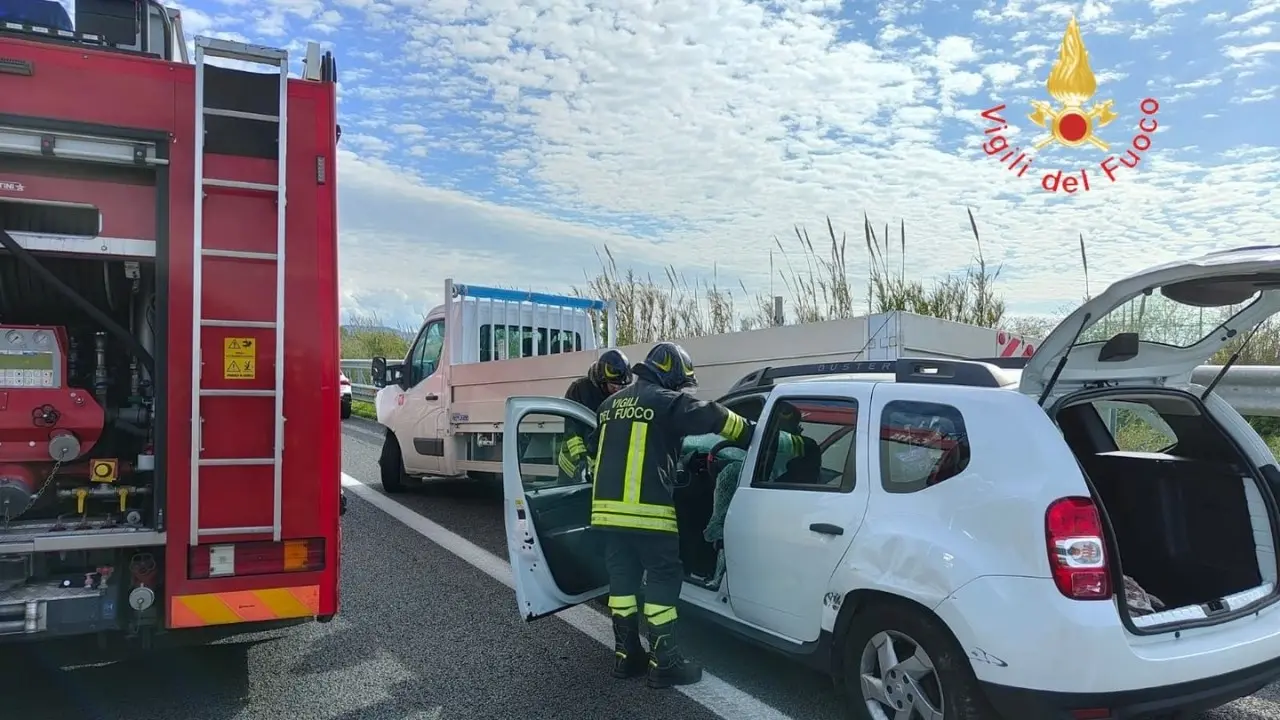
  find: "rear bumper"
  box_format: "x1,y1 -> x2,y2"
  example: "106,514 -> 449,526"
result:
982,652 -> 1280,719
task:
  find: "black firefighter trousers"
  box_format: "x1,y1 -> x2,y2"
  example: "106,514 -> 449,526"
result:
602,530 -> 683,628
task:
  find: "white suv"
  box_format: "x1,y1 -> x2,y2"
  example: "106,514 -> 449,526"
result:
501,246 -> 1280,719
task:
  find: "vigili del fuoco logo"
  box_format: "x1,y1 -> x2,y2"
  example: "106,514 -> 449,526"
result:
980,16 -> 1160,194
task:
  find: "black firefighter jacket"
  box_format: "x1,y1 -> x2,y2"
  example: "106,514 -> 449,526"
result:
588,371 -> 750,534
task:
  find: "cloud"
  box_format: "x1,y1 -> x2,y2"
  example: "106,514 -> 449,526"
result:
52,0 -> 1276,329
1225,41 -> 1280,60
337,152 -> 676,326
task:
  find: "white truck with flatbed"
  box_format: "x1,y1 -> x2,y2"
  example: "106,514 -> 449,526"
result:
501,246 -> 1280,720
368,279 -> 1037,492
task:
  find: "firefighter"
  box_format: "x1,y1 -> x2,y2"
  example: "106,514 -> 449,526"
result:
557,350 -> 632,483
591,341 -> 754,688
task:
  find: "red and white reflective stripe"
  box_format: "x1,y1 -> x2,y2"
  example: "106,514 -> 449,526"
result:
996,330 -> 1037,358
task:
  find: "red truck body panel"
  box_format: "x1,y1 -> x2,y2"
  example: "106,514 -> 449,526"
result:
0,35 -> 341,628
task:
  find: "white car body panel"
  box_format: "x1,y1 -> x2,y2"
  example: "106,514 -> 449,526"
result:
722,382 -> 871,642
937,575 -> 1280,693
820,382 -> 1078,632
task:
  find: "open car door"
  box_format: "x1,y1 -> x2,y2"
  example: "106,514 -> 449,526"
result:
503,396 -> 609,621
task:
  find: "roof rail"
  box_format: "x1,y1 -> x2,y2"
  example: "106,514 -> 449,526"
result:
727,357 -> 1018,394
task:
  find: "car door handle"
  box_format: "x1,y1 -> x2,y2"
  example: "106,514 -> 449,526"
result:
809,523 -> 844,536
424,393 -> 439,401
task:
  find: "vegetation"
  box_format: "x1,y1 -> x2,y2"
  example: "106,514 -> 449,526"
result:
340,210 -> 1005,353
341,313 -> 412,360
350,399 -> 377,421
338,215 -> 1280,452
574,210 -> 1004,345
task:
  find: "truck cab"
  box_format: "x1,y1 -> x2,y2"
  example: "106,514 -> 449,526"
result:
370,279 -> 614,489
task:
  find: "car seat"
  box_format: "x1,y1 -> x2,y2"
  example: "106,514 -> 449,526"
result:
778,436 -> 824,485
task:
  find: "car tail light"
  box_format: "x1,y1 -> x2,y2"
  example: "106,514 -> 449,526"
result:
339,376 -> 351,386
188,538 -> 325,579
1045,497 -> 1111,600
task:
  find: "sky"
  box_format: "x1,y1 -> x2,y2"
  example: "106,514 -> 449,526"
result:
59,0 -> 1280,329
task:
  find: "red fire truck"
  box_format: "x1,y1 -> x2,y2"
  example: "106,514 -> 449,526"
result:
0,1 -> 342,645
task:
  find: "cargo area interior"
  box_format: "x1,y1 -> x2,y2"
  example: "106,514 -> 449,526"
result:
1055,390 -> 1277,621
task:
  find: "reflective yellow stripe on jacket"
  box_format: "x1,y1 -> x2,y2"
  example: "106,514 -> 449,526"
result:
590,421 -> 678,533
558,435 -> 587,476
720,412 -> 747,442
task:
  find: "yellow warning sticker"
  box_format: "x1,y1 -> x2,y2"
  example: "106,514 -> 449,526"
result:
224,337 -> 255,358
224,358 -> 255,380
224,337 -> 257,380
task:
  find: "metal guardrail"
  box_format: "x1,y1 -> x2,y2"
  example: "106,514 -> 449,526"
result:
341,359 -> 378,401
1187,366 -> 1280,417
339,358 -> 1280,417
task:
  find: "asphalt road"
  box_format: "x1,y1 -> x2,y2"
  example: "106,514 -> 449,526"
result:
1,416 -> 1277,719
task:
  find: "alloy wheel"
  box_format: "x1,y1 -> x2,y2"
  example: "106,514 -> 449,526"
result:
858,629 -> 944,720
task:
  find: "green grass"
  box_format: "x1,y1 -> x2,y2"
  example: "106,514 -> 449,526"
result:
350,399 -> 377,421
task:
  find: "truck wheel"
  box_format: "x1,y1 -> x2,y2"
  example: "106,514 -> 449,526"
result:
379,431 -> 409,494
837,600 -> 996,720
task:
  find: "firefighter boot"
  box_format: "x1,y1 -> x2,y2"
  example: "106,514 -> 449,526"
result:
611,614 -> 648,679
646,619 -> 703,689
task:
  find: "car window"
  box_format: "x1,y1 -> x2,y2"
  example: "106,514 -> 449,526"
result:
410,321 -> 443,382
751,397 -> 857,493
480,324 -> 583,361
1093,400 -> 1177,452
720,394 -> 766,422
879,400 -> 970,493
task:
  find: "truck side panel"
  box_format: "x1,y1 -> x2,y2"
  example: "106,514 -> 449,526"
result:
0,35 -> 340,638
162,66 -> 341,623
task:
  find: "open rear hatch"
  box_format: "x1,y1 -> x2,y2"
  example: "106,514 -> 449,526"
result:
1020,245 -> 1280,398
1028,246 -> 1280,632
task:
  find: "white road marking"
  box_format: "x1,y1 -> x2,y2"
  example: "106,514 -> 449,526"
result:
341,473 -> 799,720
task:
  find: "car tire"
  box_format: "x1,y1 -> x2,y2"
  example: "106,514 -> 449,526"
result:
379,430 -> 409,494
837,599 -> 996,720
340,402 -> 352,420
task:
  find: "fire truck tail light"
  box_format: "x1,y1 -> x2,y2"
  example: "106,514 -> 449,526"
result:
188,538 -> 325,580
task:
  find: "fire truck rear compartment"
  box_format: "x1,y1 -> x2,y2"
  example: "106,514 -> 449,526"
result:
0,209 -> 162,637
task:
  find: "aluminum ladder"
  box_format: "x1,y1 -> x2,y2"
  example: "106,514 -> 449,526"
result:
189,37 -> 289,544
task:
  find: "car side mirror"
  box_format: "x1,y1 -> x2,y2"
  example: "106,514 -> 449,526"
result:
371,357 -> 387,388
385,360 -> 407,388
